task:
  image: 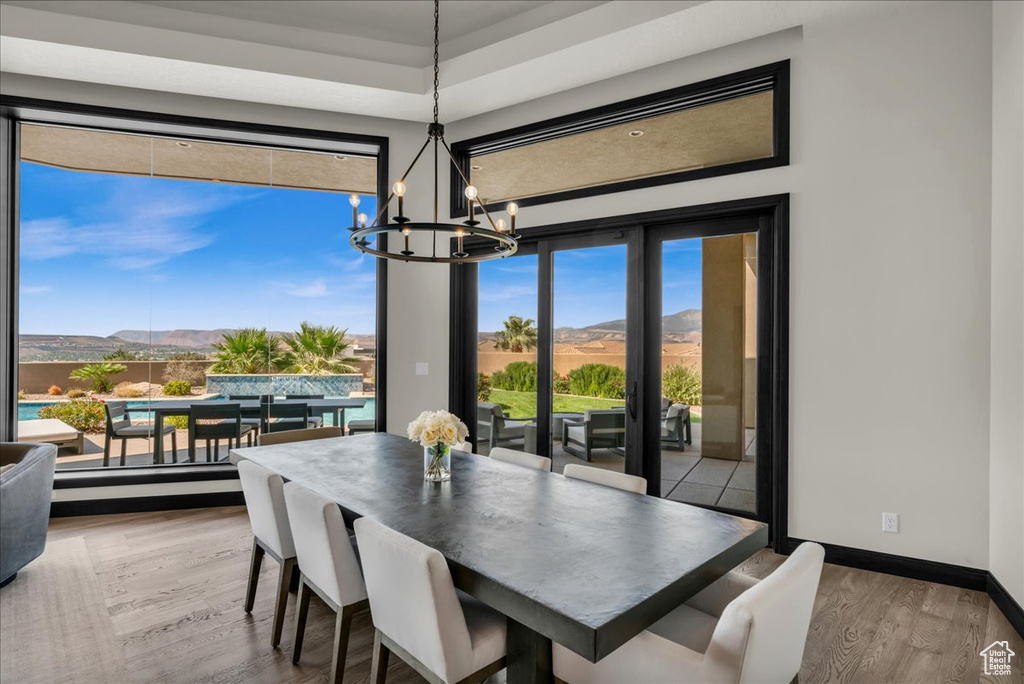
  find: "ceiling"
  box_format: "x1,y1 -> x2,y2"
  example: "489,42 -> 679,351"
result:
0,1 -> 917,123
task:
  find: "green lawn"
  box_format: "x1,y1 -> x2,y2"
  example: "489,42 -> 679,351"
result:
489,388 -> 701,422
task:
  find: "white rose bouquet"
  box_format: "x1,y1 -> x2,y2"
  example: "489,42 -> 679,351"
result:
408,410 -> 468,481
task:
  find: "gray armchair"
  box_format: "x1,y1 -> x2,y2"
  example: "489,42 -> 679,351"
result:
561,409 -> 626,461
1,442 -> 57,587
477,402 -> 533,452
661,403 -> 692,451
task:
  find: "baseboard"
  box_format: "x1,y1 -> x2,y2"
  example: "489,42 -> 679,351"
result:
50,491 -> 244,517
784,537 -> 988,591
988,573 -> 1024,638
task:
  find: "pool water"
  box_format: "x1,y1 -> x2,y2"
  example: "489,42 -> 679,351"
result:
17,397 -> 376,428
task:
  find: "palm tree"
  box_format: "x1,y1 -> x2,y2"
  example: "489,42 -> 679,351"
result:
282,322 -> 361,375
209,328 -> 287,374
493,315 -> 538,353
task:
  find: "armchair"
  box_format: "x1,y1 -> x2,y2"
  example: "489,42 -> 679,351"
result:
1,442 -> 57,587
561,409 -> 626,462
661,403 -> 692,451
477,402 -> 533,452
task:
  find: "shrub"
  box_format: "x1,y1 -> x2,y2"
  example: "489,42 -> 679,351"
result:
66,388 -> 87,399
553,373 -> 571,395
164,415 -> 189,430
47,384 -> 63,396
477,373 -> 491,401
104,347 -> 142,361
17,390 -> 25,400
491,361 -> 537,392
163,380 -> 192,396
662,363 -> 702,406
567,364 -> 626,399
114,382 -> 145,398
38,398 -> 106,433
69,362 -> 127,393
210,328 -> 287,374
162,352 -> 209,387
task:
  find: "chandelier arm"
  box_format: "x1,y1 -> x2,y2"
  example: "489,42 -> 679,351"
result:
367,136 -> 432,228
440,137 -> 501,232
433,0 -> 440,125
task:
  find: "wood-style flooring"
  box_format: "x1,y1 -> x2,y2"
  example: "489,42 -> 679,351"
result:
1,506 -> 1019,683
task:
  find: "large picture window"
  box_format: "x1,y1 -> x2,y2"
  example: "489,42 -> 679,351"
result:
450,61 -> 788,216
1,98 -> 387,482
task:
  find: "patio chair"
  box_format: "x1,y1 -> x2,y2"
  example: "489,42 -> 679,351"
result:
477,402 -> 533,451
261,401 -> 317,434
346,419 -> 375,435
284,394 -> 325,428
188,402 -> 254,463
229,394 -> 270,439
661,403 -> 692,451
561,409 -> 625,462
104,401 -> 178,467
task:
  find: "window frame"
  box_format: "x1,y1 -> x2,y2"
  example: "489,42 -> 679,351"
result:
449,60 -> 789,217
0,95 -> 390,497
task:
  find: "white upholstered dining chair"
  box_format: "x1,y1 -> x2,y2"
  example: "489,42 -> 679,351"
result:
283,482 -> 368,684
257,425 -> 342,446
562,463 -> 647,494
490,446 -> 551,471
553,542 -> 825,684
451,441 -> 473,453
353,516 -> 507,684
237,459 -> 297,647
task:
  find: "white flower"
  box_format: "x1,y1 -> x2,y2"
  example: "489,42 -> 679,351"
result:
407,409 -> 469,448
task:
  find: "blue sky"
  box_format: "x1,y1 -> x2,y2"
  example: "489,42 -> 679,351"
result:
19,162 -> 377,336
478,241 -> 703,333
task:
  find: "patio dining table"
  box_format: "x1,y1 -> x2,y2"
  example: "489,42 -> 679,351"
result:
125,398 -> 366,464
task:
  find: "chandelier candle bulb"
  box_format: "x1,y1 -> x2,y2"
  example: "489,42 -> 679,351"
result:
349,193 -> 360,227
393,181 -> 407,221
496,218 -> 507,233
507,202 -> 518,234
358,213 -> 368,228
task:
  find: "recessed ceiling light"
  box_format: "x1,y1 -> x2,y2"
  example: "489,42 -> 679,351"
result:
471,165 -> 483,170
628,130 -> 644,138
335,155 -> 348,161
175,141 -> 192,148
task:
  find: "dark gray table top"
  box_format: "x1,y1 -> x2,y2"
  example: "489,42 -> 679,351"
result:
123,398 -> 366,414
231,432 -> 767,661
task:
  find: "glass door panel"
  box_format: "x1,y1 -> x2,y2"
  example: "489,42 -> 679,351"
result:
659,233 -> 757,513
549,243 -> 630,474
476,255 -> 538,455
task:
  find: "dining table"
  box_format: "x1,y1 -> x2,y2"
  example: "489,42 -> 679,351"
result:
230,432 -> 768,684
126,397 -> 366,464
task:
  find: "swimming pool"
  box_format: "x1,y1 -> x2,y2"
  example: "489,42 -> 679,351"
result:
17,397 -> 376,427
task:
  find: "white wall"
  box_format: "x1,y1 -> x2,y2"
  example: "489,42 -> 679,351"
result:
989,0 -> 1024,605
0,72 -> 451,437
449,1 -> 995,568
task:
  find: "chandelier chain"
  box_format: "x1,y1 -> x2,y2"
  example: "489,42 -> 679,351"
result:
432,0 -> 440,125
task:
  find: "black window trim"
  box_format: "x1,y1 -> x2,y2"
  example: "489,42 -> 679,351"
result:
0,95 -> 390,490
449,60 -> 790,217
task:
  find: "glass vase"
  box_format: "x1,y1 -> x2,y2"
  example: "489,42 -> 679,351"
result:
424,443 -> 451,482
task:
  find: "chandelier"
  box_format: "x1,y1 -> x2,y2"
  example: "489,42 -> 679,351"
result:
348,0 -> 519,263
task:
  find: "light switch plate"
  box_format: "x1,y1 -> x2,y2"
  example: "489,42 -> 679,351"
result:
415,362 -> 429,376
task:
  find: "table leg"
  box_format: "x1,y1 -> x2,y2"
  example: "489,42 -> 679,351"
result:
338,408 -> 346,432
153,411 -> 165,465
506,618 -> 553,684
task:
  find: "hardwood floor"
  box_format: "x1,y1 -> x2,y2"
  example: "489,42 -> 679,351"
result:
2,507 -> 1019,683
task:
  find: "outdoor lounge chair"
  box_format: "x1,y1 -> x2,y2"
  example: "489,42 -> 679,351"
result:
17,418 -> 84,454
104,401 -> 178,466
661,403 -> 692,451
346,419 -> 375,435
561,409 -> 625,462
477,402 -> 533,452
188,402 -> 253,463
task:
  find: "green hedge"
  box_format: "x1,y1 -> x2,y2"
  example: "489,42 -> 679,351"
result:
477,373 -> 492,401
567,364 -> 626,399
39,398 -> 106,433
662,363 -> 701,406
163,380 -> 192,396
491,361 -> 538,392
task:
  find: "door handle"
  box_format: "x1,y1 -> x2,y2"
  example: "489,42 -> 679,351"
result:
627,381 -> 638,420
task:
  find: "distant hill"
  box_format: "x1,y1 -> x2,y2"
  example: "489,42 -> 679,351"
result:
481,309 -> 701,346
586,309 -> 701,334
112,329 -> 239,347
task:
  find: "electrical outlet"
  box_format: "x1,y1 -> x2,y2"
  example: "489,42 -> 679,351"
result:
882,512 -> 899,534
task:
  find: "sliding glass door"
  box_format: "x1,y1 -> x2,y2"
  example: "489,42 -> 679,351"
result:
456,198 -> 786,536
